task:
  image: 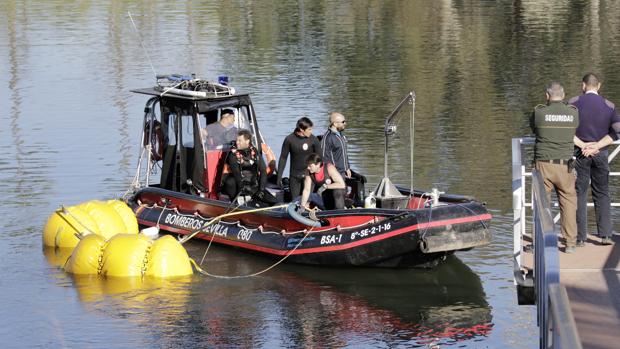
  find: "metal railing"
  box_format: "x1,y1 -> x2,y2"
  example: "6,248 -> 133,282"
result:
531,170 -> 582,348
510,136 -> 620,348
512,137 -> 620,284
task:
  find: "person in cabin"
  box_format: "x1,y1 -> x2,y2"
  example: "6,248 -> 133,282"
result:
204,109 -> 238,149
570,73 -> 620,246
222,130 -> 277,206
321,112 -> 366,205
300,153 -> 346,210
530,81 -> 579,253
277,117 -> 322,199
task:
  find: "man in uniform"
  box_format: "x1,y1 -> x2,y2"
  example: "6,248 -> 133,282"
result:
571,73 -> 620,246
531,82 -> 579,253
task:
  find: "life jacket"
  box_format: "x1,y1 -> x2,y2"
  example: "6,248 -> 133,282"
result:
143,119 -> 164,161
230,145 -> 260,190
310,163 -> 334,188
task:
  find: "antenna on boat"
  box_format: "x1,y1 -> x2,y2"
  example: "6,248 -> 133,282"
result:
127,11 -> 157,78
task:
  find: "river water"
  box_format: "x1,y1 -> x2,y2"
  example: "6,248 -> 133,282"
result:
2,1 -> 620,348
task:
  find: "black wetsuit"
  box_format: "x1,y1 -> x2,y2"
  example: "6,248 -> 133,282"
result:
277,133 -> 321,198
223,146 -> 267,197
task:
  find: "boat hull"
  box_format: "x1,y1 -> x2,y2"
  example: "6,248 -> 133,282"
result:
129,187 -> 491,268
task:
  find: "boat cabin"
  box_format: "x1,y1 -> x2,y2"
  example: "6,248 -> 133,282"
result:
131,77 -> 272,200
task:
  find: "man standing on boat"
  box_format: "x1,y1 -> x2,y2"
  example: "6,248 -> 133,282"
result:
277,117 -> 322,199
204,109 -> 238,149
530,81 -> 579,253
322,112 -> 351,177
322,112 -> 366,205
570,73 -> 620,246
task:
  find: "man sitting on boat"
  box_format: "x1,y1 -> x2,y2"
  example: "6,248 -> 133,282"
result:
300,153 -> 346,210
222,129 -> 277,206
203,109 -> 238,149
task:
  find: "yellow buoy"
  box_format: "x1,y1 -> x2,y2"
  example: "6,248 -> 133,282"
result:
100,234 -> 151,277
145,235 -> 193,277
106,200 -> 139,235
42,206 -> 100,248
64,234 -> 106,275
77,200 -> 128,240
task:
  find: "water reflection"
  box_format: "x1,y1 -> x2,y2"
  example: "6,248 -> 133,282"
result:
42,247 -> 73,268
42,233 -> 492,346
3,3 -> 54,210
47,245 -> 491,347
274,256 -> 492,347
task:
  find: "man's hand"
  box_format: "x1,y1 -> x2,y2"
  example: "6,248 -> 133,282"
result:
346,169 -> 352,178
317,183 -> 328,195
582,145 -> 600,157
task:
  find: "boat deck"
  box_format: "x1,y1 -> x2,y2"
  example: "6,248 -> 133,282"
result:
523,234 -> 620,349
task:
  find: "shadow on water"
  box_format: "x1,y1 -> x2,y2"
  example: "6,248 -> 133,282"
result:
44,245 -> 491,347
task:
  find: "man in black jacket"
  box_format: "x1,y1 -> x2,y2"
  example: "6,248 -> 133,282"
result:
321,112 -> 351,178
321,112 -> 365,205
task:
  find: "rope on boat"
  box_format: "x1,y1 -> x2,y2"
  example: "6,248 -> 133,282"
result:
189,202 -> 316,278
178,203 -> 290,244
192,227 -> 314,279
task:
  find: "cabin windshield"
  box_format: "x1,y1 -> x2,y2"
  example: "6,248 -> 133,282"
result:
198,105 -> 256,151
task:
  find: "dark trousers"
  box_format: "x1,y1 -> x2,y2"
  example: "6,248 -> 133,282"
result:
222,175 -> 242,199
288,175 -> 304,199
575,149 -> 612,239
343,170 -> 366,206
322,189 -> 345,210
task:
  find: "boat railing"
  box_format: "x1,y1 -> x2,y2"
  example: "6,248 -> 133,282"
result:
531,170 -> 582,348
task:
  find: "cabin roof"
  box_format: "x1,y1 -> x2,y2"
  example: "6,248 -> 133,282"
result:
130,87 -> 250,101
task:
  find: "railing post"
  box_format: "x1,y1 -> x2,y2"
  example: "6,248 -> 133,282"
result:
512,137 -> 524,283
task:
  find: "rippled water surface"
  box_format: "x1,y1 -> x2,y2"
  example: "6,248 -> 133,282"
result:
3,1 -> 620,348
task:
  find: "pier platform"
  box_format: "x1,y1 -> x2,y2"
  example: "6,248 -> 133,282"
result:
522,234 -> 620,349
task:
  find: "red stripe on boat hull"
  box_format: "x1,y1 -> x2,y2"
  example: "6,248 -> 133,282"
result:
139,213 -> 491,256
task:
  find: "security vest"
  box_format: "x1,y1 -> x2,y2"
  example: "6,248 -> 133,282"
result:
530,101 -> 579,161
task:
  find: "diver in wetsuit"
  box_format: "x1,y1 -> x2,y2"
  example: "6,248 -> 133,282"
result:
223,130 -> 277,206
277,117 -> 322,199
300,153 -> 345,210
